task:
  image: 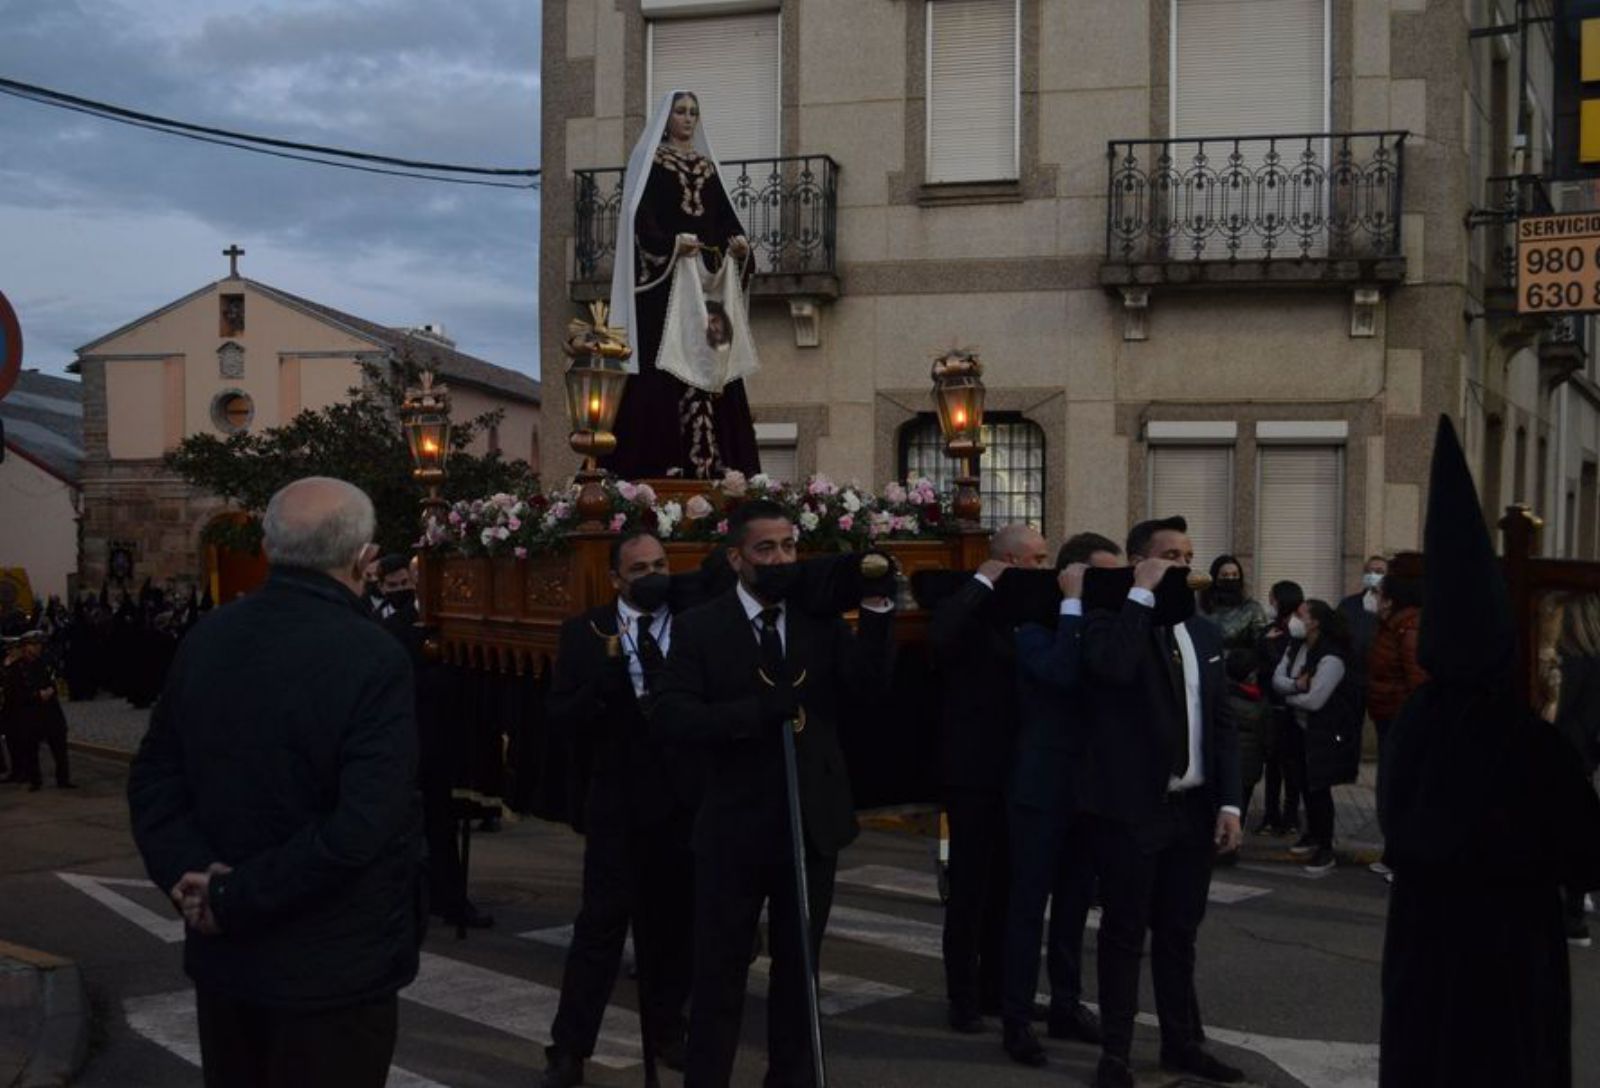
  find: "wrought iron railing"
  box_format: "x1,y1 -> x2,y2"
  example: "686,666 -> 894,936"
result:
1105,132 -> 1407,262
572,154 -> 839,287
1480,173 -> 1556,290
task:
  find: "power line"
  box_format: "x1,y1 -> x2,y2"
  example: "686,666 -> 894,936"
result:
0,75 -> 540,189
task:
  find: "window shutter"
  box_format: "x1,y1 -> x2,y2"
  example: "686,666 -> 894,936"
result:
927,0 -> 1018,183
759,443 -> 798,485
1174,0 -> 1325,139
1149,446 -> 1233,568
649,13 -> 780,162
1256,446 -> 1343,604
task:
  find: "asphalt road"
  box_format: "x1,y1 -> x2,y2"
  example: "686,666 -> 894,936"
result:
2,752 -> 1597,1088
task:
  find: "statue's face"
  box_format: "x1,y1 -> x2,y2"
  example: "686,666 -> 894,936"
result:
668,95 -> 699,142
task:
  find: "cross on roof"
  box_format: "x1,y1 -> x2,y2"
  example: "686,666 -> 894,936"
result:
223,244 -> 245,278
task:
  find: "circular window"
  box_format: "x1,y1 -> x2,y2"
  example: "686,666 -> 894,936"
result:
211,390 -> 254,434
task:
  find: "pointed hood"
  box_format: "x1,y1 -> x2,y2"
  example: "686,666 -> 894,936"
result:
1417,415 -> 1515,685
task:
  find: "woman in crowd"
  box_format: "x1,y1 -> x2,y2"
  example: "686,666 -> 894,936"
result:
1367,552 -> 1427,877
1199,554 -> 1269,651
1274,600 -> 1361,874
1551,592 -> 1600,948
1255,581 -> 1305,836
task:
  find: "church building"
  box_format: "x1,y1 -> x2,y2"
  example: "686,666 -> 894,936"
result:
73,248 -> 541,595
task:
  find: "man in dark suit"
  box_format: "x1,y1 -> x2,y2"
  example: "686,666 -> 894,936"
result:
539,530 -> 703,1088
654,500 -> 894,1088
1000,532 -> 1121,1066
1079,516 -> 1245,1088
928,522 -> 1050,1033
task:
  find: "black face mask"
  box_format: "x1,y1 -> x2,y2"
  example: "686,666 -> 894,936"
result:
1211,578 -> 1243,605
748,561 -> 802,603
626,573 -> 671,613
384,589 -> 416,615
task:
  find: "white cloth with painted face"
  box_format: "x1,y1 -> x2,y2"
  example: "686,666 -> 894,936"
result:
654,236 -> 761,394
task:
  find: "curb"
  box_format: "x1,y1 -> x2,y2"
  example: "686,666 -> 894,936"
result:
66,740 -> 135,765
0,940 -> 89,1088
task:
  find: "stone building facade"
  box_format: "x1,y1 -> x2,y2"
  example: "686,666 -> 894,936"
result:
540,0 -> 1600,602
76,268 -> 541,592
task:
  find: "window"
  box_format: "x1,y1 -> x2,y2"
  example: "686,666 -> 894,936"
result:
1148,445 -> 1233,568
899,413 -> 1044,529
1256,446 -> 1343,603
926,0 -> 1019,183
1172,0 -> 1328,258
755,421 -> 799,485
487,423 -> 501,456
210,390 -> 254,435
649,12 -> 780,161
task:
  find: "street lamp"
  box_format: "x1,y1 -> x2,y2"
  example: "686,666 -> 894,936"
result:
931,347 -> 986,526
401,371 -> 452,527
563,301 -> 632,527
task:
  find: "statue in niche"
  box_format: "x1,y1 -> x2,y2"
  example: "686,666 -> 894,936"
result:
217,341 -> 245,380
607,89 -> 761,480
219,293 -> 245,336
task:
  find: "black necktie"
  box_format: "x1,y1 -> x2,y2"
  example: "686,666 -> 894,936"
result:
1161,626 -> 1191,778
636,613 -> 665,694
758,606 -> 786,683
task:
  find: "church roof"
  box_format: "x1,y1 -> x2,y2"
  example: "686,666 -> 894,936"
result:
76,276 -> 540,406
1,370 -> 84,486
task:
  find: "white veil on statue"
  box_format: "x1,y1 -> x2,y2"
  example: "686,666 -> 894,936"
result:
608,89 -> 739,374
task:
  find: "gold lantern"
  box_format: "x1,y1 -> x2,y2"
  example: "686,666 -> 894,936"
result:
400,371 -> 452,524
563,301 -> 633,527
931,348 -> 987,525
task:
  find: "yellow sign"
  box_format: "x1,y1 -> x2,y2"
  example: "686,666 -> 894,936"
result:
1584,100 -> 1600,164
1585,19 -> 1600,83
0,568 -> 34,618
1517,212 -> 1600,314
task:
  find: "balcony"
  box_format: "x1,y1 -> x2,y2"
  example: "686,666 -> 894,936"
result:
1101,132 -> 1409,294
570,154 -> 840,305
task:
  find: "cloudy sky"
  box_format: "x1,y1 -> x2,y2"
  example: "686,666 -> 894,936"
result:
0,0 -> 541,380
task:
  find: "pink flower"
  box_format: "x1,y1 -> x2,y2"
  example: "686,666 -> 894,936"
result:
686,494 -> 714,519
883,482 -> 908,505
635,483 -> 657,506
715,518 -> 730,536
617,481 -> 639,502
507,516 -> 522,531
838,514 -> 854,533
721,470 -> 748,497
514,546 -> 528,559
807,475 -> 837,497
609,513 -> 627,532
448,511 -> 462,526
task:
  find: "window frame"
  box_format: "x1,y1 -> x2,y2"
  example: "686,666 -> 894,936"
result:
924,0 -> 1022,185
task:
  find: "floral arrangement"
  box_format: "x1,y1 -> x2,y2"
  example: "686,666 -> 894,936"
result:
419,471 -> 953,559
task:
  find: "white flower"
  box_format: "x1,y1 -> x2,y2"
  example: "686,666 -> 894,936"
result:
799,510 -> 820,532
749,473 -> 772,489
841,490 -> 862,514
664,501 -> 683,522
494,526 -> 510,540
480,528 -> 496,547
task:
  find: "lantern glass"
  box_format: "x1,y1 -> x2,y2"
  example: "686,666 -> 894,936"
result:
405,412 -> 451,478
564,357 -> 627,436
933,378 -> 986,450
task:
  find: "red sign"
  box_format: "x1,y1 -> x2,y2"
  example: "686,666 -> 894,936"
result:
0,289 -> 21,401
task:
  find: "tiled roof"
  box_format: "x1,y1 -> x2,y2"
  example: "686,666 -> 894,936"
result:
246,280 -> 541,405
1,371 -> 83,484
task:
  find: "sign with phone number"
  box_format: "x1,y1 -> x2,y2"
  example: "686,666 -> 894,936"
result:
1517,212 -> 1600,314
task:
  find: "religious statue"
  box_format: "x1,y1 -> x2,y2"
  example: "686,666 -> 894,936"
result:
607,89 -> 762,480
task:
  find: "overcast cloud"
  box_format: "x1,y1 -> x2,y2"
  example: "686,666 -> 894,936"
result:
0,0 -> 541,379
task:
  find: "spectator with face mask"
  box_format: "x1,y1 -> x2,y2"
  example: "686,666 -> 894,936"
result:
1198,555 -> 1268,652
1255,581 -> 1306,837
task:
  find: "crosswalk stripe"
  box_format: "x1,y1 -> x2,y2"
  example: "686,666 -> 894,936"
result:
405,951 -> 641,1069
123,989 -> 449,1087
519,926 -> 913,1016
836,863 -> 1272,907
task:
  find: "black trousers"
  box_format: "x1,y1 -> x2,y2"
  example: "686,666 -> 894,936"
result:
1002,801 -> 1096,1025
16,713 -> 69,787
685,842 -> 836,1088
195,989 -> 397,1088
1304,786 -> 1335,849
550,776 -> 695,1061
1090,790 -> 1215,1063
1263,711 -> 1303,827
941,789 -> 1008,1016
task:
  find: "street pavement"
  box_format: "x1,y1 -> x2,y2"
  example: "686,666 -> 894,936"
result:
0,700 -> 1593,1086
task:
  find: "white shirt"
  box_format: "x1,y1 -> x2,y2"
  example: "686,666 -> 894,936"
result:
1127,588 -> 1241,816
736,581 -> 786,652
617,598 -> 672,698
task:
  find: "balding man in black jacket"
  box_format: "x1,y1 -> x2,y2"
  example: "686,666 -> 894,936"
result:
129,477 -> 423,1088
